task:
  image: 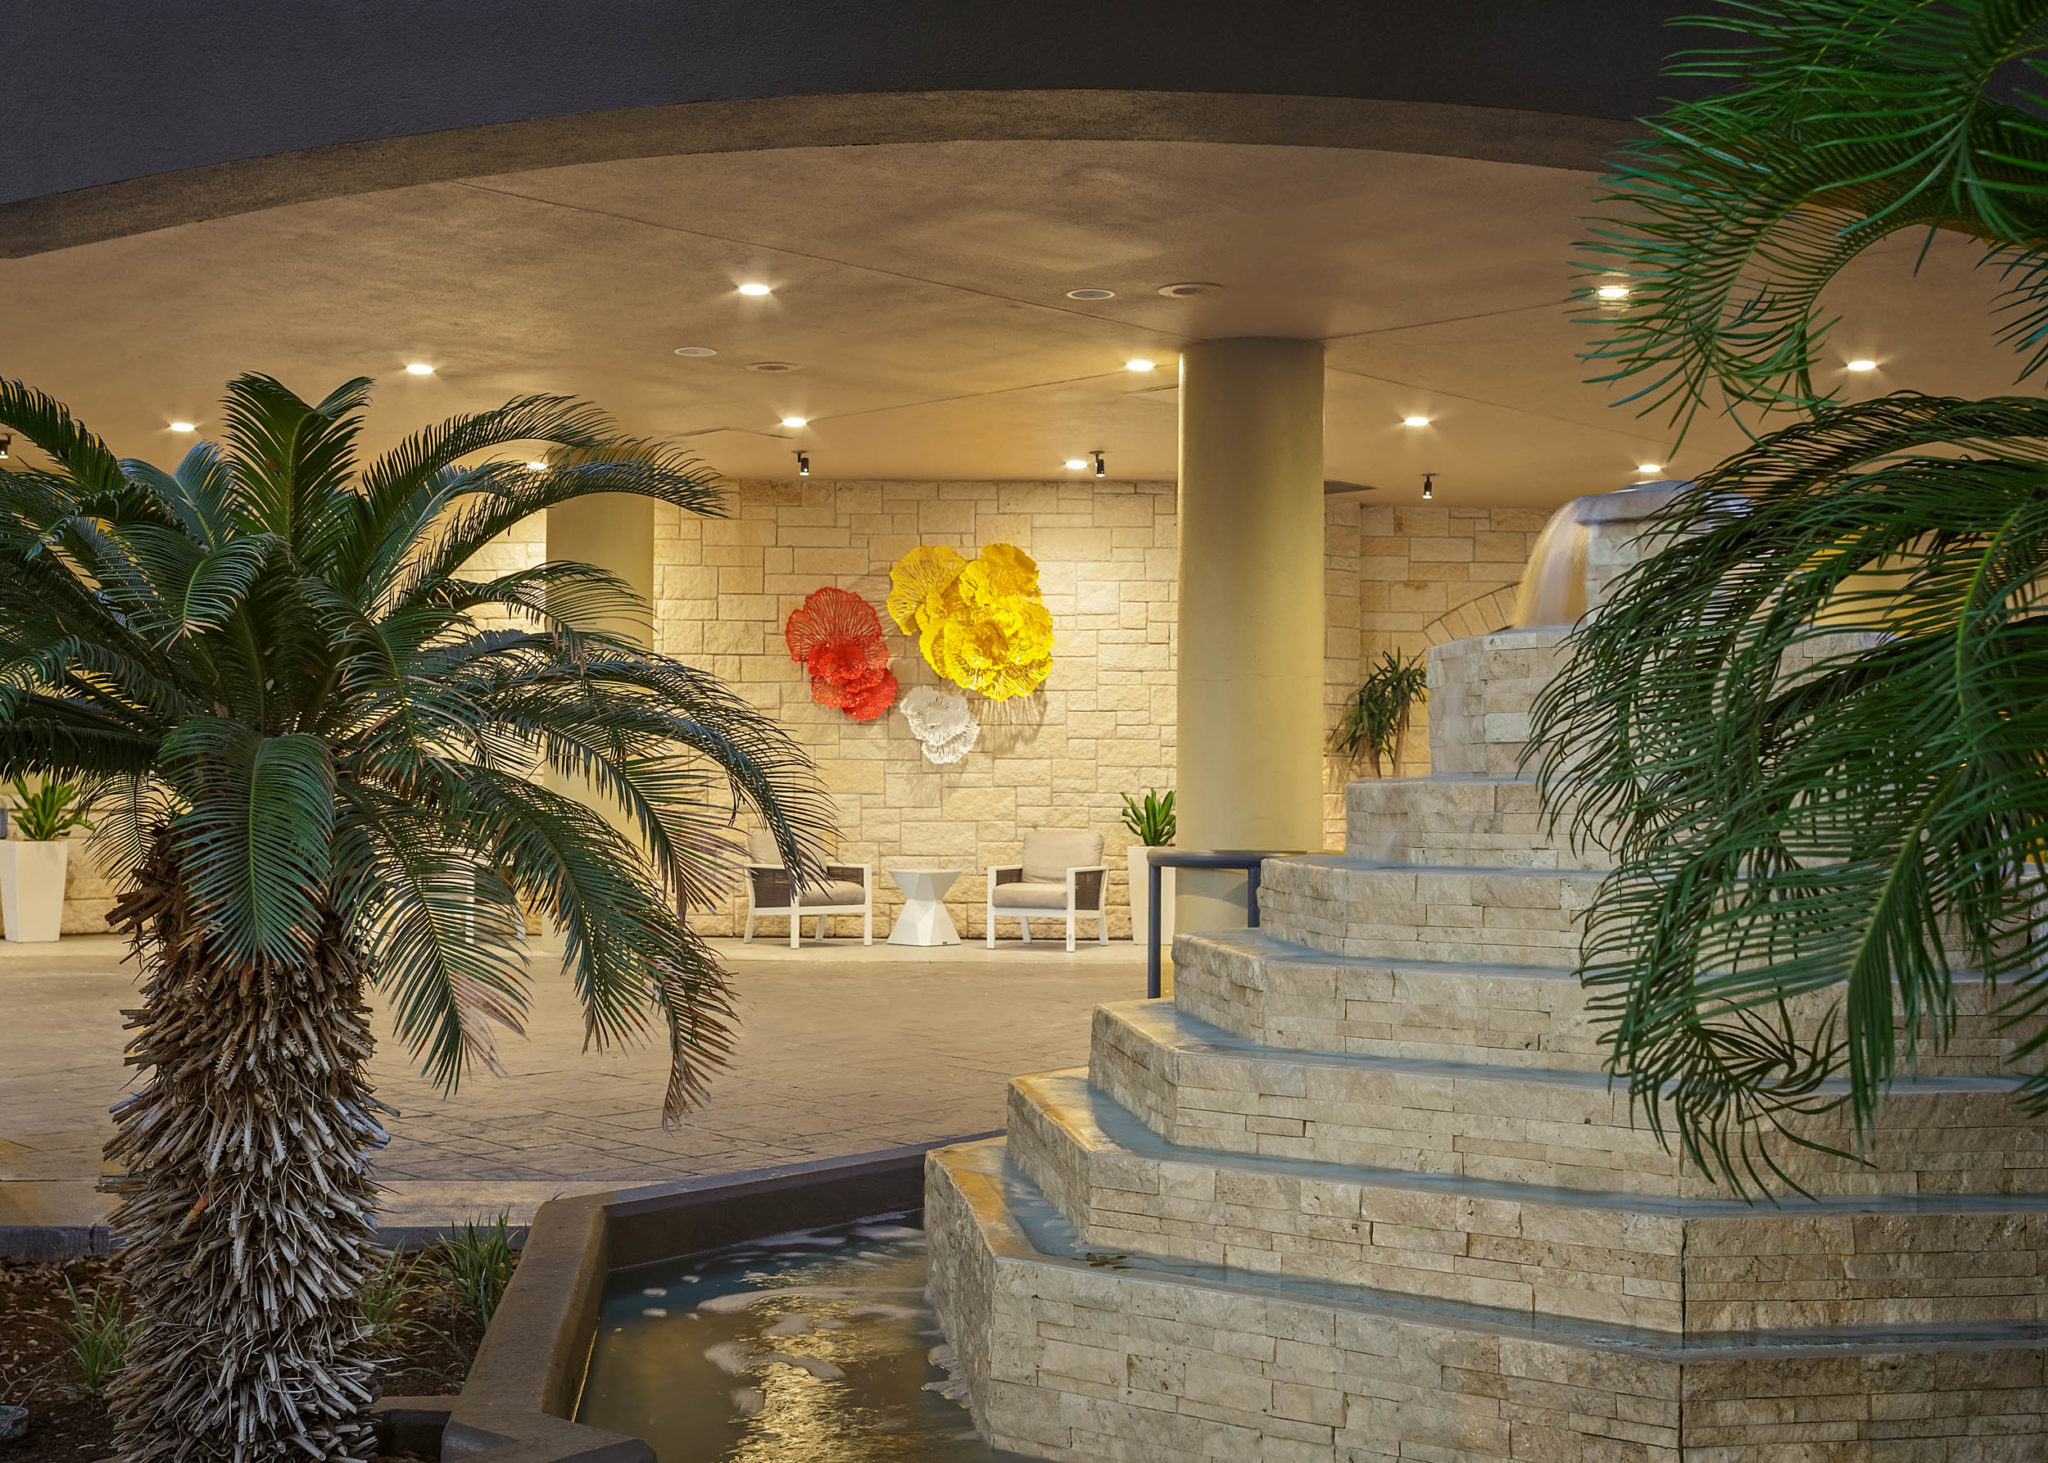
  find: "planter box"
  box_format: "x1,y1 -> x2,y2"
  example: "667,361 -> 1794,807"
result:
1125,845 -> 1175,946
0,840 -> 68,943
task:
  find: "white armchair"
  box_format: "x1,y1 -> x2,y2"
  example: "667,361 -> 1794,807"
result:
986,830 -> 1108,952
741,831 -> 873,947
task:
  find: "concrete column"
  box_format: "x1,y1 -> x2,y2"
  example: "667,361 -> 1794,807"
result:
1175,338 -> 1326,931
545,495 -> 655,646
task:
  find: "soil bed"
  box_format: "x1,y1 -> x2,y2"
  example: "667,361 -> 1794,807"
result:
1,1247 -> 506,1463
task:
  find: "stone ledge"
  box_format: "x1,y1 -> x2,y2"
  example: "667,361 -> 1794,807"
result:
926,1138 -> 2048,1462
1258,856 -> 1602,964
1345,775 -> 1610,871
1009,1069 -> 2048,1332
1086,1001 -> 2048,1199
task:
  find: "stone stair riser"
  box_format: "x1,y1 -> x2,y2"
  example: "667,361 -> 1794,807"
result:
928,1145 -> 2048,1463
1171,933 -> 2040,1078
1258,859 -> 1600,964
1346,777 -> 1611,871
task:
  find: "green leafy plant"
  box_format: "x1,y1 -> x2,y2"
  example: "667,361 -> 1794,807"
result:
358,1248 -> 418,1348
1330,650 -> 1428,777
65,1279 -> 130,1392
6,775 -> 92,841
423,1213 -> 517,1334
0,373 -> 831,1462
1533,0 -> 2048,1193
1119,789 -> 1176,847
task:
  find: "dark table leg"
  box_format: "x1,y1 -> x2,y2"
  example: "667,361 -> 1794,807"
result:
1147,858 -> 1163,1000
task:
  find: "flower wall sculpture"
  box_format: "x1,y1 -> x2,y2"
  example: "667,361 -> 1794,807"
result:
886,543 -> 1054,699
784,587 -> 899,722
899,685 -> 980,764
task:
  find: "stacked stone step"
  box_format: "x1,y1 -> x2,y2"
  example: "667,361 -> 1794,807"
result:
928,626 -> 2048,1461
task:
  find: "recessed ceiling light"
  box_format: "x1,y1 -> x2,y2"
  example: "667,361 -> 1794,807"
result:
1595,284 -> 1631,301
1063,459 -> 1088,471
1402,415 -> 1431,428
746,361 -> 800,373
1846,358 -> 1878,371
1067,288 -> 1116,301
1157,282 -> 1222,298
525,460 -> 548,472
780,416 -> 808,429
737,282 -> 773,296
1124,358 -> 1156,372
672,346 -> 718,358
404,362 -> 435,376
1637,463 -> 1662,473
168,421 -> 196,433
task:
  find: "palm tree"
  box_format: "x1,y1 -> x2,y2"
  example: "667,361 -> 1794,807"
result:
0,373 -> 830,1461
1533,0 -> 2048,1192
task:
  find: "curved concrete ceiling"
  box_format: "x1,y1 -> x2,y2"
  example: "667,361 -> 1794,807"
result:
0,139 -> 2014,508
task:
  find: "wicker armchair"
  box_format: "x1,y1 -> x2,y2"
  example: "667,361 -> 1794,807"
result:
986,830 -> 1108,952
741,831 -> 873,948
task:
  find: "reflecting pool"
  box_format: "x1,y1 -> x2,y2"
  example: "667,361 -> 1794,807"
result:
577,1213 -> 1032,1462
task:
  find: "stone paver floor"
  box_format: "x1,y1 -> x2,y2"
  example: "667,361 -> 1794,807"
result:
0,933 -> 1145,1232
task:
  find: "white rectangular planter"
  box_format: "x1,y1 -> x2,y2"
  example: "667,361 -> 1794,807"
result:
0,840 -> 69,943
1126,845 -> 1175,947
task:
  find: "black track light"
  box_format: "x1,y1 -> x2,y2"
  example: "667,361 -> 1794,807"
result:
1091,450 -> 1106,479
0,434 -> 10,461
1421,473 -> 1435,500
796,450 -> 810,478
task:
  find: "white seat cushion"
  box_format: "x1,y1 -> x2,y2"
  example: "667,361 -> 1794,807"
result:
990,880 -> 1071,910
793,880 -> 866,908
1021,830 -> 1103,884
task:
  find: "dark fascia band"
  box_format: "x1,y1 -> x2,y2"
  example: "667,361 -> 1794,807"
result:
1,90 -> 1628,259
373,1135 -> 997,1463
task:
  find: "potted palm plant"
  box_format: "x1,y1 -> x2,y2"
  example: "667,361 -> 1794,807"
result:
1330,649 -> 1429,777
0,374 -> 829,1463
0,776 -> 92,941
1120,788 -> 1176,944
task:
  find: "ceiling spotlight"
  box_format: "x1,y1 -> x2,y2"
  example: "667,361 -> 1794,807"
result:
1067,288 -> 1116,301
1064,458 -> 1088,471
1092,451 -> 1106,479
404,362 -> 435,376
525,460 -> 548,472
1157,282 -> 1222,298
796,451 -> 810,478
1637,463 -> 1662,474
1846,358 -> 1878,371
1124,358 -> 1156,372
0,434 -> 10,461
1421,473 -> 1435,501
1595,283 -> 1631,301
737,282 -> 773,296
169,421 -> 196,433
1403,415 -> 1431,428
780,416 -> 808,429
672,346 -> 718,358
746,361 -> 800,373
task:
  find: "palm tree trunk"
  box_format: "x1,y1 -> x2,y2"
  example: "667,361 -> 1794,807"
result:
104,851 -> 386,1463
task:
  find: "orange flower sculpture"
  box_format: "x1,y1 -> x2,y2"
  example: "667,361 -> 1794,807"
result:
784,587 -> 899,722
886,543 -> 1054,699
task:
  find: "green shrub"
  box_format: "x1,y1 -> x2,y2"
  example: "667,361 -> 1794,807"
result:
6,776 -> 92,841
65,1279 -> 129,1392
1119,789 -> 1176,847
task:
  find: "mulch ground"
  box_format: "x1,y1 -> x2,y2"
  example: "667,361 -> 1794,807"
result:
1,1251 -> 496,1463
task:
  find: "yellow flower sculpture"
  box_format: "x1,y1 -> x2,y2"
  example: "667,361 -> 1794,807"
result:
887,542 -> 1054,699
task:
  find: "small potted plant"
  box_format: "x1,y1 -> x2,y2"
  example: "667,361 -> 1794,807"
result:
1120,789 -> 1176,945
0,775 -> 92,942
1331,649 -> 1429,778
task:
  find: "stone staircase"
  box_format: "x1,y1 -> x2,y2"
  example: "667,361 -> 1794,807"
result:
927,626 -> 2048,1461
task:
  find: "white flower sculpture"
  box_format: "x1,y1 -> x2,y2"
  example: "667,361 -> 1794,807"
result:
899,685 -> 980,764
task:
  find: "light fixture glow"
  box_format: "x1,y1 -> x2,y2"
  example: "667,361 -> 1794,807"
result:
525,460 -> 548,472
169,421 -> 196,433
1402,415 -> 1431,428
1124,358 -> 1156,372
1846,358 -> 1878,372
404,362 -> 435,376
1066,288 -> 1116,301
780,416 -> 808,428
1637,463 -> 1662,474
737,282 -> 773,296
1595,284 -> 1631,301
1063,459 -> 1088,471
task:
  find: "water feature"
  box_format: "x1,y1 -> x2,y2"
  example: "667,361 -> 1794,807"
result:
1511,479 -> 1689,627
577,1212 -> 1033,1463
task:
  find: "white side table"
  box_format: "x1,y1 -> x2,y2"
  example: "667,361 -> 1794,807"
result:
885,866 -> 962,946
